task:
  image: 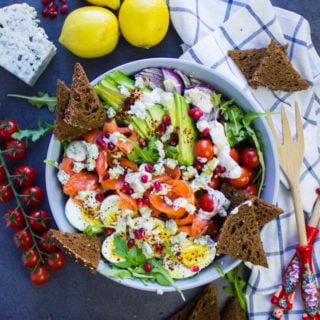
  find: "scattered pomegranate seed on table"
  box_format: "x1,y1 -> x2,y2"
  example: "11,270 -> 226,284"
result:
41,0 -> 68,18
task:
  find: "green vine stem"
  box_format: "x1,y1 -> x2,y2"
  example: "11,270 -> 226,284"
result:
0,146 -> 50,269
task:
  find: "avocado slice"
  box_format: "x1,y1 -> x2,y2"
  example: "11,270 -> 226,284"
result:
173,92 -> 197,165
132,116 -> 153,139
146,103 -> 166,131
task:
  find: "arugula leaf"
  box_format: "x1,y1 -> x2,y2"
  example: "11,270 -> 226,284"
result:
8,92 -> 57,112
11,118 -> 54,142
164,145 -> 179,160
223,264 -> 247,311
102,267 -> 132,279
127,137 -> 159,164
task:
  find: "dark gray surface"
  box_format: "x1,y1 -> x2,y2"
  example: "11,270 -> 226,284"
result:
0,1 -> 319,319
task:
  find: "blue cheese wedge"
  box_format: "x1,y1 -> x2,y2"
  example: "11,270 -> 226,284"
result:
0,3 -> 56,86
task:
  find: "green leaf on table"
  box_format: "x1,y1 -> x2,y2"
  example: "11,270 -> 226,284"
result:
11,118 -> 54,142
8,92 -> 57,112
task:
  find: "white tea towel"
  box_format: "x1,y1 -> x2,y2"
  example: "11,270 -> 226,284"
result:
168,0 -> 320,319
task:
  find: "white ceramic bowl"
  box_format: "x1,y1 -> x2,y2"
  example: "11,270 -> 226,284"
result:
45,58 -> 279,292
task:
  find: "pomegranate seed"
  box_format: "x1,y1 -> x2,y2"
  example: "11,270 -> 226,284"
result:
154,181 -> 162,192
107,142 -> 115,150
142,198 -> 150,206
41,8 -> 50,16
158,122 -> 166,134
162,115 -> 171,125
60,4 -> 68,14
144,164 -> 153,173
193,160 -> 203,170
189,107 -> 203,121
121,182 -> 129,193
155,243 -> 163,253
127,188 -> 134,195
316,188 -> 320,196
105,228 -> 115,235
169,138 -> 178,146
102,171 -> 110,181
140,175 -> 148,183
96,138 -> 107,148
144,263 -> 152,272
215,165 -> 226,174
48,10 -> 57,18
41,0 -> 50,5
59,0 -> 67,3
104,132 -> 110,139
136,198 -> 144,207
127,239 -> 135,249
139,139 -> 147,148
191,266 -> 200,272
95,193 -> 104,202
202,128 -> 210,137
134,228 -> 145,240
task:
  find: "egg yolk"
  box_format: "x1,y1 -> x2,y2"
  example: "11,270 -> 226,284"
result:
180,244 -> 210,268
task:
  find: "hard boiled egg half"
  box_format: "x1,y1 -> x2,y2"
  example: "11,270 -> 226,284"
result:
65,191 -> 102,231
163,236 -> 216,279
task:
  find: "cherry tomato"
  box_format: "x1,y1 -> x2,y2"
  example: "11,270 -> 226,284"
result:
5,140 -> 27,160
14,165 -> 36,186
38,230 -> 58,252
240,147 -> 260,169
194,139 -> 215,160
13,229 -> 33,249
242,183 -> 258,196
28,209 -> 50,231
230,148 -> 240,162
0,166 -> 6,181
228,166 -> 250,188
21,186 -> 44,206
0,120 -> 19,141
22,248 -> 41,268
0,183 -> 13,202
46,251 -> 67,270
4,208 -> 25,229
209,176 -> 220,189
247,168 -> 256,182
30,265 -> 50,285
199,192 -> 215,212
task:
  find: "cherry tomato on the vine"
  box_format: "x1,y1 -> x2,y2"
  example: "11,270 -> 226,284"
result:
46,251 -> 67,270
242,183 -> 258,196
4,208 -> 25,229
22,248 -> 41,268
240,147 -> 260,169
228,166 -> 250,188
28,209 -> 50,231
21,186 -> 44,206
0,166 -> 6,181
38,230 -> 58,252
13,229 -> 33,249
5,140 -> 27,160
0,120 -> 19,141
0,183 -> 13,203
194,139 -> 215,161
199,192 -> 215,212
14,165 -> 36,186
30,265 -> 50,285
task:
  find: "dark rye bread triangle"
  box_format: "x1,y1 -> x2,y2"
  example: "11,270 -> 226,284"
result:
220,183 -> 284,229
53,80 -> 88,141
64,62 -> 107,129
169,285 -> 220,320
216,202 -> 268,267
228,43 -> 288,89
252,39 -> 309,91
49,229 -> 101,273
221,297 -> 246,320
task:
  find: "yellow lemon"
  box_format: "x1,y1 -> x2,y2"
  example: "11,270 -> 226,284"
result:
85,0 -> 120,10
59,6 -> 119,58
118,0 -> 169,49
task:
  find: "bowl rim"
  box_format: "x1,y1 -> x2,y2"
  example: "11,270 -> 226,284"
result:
45,57 -> 279,293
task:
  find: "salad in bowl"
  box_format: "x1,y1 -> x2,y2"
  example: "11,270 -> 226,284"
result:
46,58 -> 279,294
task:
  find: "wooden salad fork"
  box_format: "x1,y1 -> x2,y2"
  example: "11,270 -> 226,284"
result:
267,103 -> 319,319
